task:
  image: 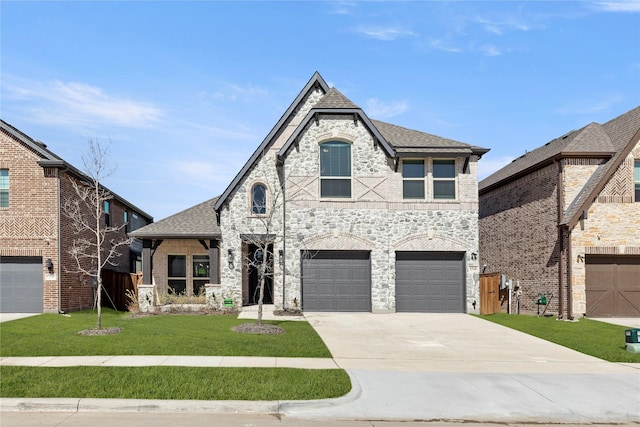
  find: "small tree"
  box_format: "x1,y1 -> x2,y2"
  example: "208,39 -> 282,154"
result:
244,168 -> 283,326
62,138 -> 131,329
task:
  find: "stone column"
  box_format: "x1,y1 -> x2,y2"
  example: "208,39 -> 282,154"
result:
138,284 -> 155,313
205,283 -> 222,310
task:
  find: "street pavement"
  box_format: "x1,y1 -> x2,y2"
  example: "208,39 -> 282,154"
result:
1,310 -> 639,425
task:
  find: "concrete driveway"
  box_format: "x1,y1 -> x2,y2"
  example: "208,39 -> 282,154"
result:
283,313 -> 640,423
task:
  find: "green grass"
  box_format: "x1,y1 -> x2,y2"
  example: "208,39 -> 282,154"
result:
0,309 -> 331,358
477,313 -> 640,363
0,366 -> 351,400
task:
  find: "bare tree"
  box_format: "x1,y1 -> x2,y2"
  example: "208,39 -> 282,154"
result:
62,139 -> 131,329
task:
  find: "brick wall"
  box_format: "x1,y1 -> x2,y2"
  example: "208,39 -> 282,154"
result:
59,173 -> 135,312
0,129 -> 59,312
479,163 -> 561,314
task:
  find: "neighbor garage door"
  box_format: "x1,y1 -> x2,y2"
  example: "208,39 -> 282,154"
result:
395,252 -> 465,313
586,255 -> 640,317
302,251 -> 371,312
0,256 -> 43,313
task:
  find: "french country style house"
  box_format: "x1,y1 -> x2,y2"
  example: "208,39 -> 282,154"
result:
132,72 -> 489,313
479,106 -> 640,318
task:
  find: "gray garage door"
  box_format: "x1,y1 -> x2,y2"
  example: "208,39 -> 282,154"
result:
0,256 -> 43,313
302,251 -> 371,312
395,252 -> 465,313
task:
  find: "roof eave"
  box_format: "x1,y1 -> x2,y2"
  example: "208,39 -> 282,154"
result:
214,72 -> 330,212
277,108 -> 396,161
563,126 -> 640,229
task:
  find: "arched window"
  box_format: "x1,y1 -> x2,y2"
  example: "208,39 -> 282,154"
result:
320,141 -> 351,198
251,183 -> 267,214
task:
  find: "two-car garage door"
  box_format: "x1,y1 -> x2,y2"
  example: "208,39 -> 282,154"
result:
0,256 -> 43,313
301,250 -> 465,313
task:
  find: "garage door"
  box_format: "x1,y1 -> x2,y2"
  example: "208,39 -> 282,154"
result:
302,251 -> 371,312
0,256 -> 43,313
586,255 -> 640,317
396,252 -> 465,313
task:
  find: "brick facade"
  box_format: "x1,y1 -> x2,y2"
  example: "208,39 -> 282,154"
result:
0,121 -> 152,313
479,163 -> 561,313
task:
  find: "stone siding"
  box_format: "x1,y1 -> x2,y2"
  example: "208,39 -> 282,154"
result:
220,92 -> 481,312
570,145 -> 640,316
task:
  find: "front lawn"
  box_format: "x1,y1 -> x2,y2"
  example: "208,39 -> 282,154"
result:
0,366 -> 351,400
478,313 -> 640,363
0,309 -> 331,358
0,309 -> 352,401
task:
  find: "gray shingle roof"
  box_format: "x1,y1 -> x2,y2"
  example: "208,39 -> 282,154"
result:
371,119 -> 471,149
479,119 -> 621,193
314,88 -> 360,109
130,197 -> 220,239
561,106 -> 640,226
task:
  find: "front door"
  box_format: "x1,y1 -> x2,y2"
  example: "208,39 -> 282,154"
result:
244,243 -> 274,305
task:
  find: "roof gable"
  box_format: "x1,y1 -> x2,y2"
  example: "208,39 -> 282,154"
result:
213,72 -> 330,211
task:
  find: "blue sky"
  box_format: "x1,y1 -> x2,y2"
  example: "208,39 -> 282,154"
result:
2,1 -> 639,220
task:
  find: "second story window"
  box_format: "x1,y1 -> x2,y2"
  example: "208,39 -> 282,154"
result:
320,141 -> 351,198
433,159 -> 456,200
635,160 -> 640,202
0,169 -> 8,208
402,159 -> 425,199
123,210 -> 129,233
251,183 -> 267,214
104,200 -> 111,226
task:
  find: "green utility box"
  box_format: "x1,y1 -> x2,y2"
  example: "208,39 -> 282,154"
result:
625,329 -> 640,344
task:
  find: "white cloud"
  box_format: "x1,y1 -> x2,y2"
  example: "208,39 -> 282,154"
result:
479,44 -> 503,57
210,82 -> 269,102
328,1 -> 357,15
2,77 -> 162,128
475,15 -> 536,34
354,26 -> 417,41
590,1 -> 640,12
425,38 -> 462,53
478,155 -> 515,180
554,96 -> 623,115
364,98 -> 408,119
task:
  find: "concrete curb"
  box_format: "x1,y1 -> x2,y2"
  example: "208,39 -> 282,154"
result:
0,397 -> 280,414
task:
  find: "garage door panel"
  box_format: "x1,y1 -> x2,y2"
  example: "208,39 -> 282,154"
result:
586,255 -> 640,317
302,251 -> 371,312
0,256 -> 44,313
396,252 -> 465,313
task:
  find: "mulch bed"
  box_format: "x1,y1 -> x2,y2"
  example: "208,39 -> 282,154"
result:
232,323 -> 286,334
77,327 -> 123,336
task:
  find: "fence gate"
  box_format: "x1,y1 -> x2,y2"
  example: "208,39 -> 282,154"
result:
480,273 -> 500,315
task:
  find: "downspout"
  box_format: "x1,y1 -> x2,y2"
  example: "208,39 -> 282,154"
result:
556,159 -> 564,319
57,169 -> 63,314
277,159 -> 286,310
566,227 -> 573,320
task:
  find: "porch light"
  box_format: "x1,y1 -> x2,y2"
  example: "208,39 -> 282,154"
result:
228,249 -> 234,269
279,249 -> 284,266
46,258 -> 54,272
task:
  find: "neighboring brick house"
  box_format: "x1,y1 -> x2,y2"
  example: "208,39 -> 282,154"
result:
133,72 -> 489,313
479,106 -> 640,318
0,120 -> 152,313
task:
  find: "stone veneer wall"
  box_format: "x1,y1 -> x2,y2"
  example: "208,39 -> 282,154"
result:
570,144 -> 640,316
219,89 -> 481,312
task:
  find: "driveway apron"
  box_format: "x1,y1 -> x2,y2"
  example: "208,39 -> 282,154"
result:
281,313 -> 640,423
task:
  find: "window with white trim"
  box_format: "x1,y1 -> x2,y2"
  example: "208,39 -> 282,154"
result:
402,159 -> 425,199
320,141 -> 351,198
433,159 -> 456,199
